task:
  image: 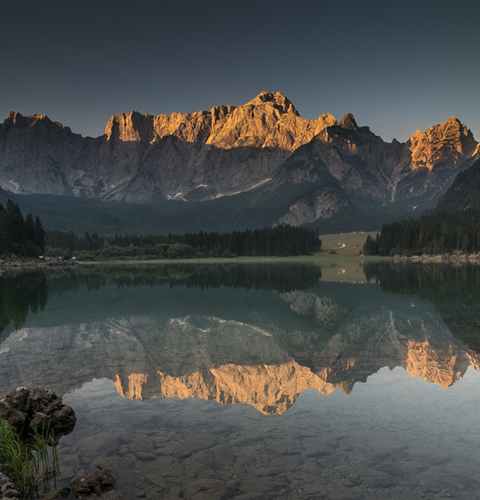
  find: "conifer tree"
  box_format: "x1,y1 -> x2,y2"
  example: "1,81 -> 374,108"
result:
34,216 -> 46,253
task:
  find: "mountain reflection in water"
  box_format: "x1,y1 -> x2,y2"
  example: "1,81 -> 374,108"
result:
2,262 -> 480,499
0,262 -> 479,415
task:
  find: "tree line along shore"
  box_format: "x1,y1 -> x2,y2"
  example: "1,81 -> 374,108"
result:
44,226 -> 322,260
2,198 -> 480,264
363,209 -> 480,258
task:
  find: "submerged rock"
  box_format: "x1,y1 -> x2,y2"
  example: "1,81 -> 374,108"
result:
0,472 -> 21,499
38,487 -> 71,500
71,463 -> 116,497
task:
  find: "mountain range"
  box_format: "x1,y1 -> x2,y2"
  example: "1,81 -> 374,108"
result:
1,91 -> 479,233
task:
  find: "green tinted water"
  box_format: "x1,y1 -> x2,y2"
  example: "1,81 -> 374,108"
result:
1,262 -> 479,499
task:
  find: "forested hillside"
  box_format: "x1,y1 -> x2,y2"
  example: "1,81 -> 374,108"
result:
0,200 -> 45,257
363,209 -> 480,256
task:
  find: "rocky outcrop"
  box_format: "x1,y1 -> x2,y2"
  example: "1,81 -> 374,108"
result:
0,387 -> 76,437
0,389 -> 76,500
278,183 -> 356,226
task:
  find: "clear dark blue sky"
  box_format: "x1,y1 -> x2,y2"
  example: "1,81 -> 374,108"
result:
2,0 -> 479,142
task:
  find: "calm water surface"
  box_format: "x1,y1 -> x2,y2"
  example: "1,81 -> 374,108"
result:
1,262 -> 480,499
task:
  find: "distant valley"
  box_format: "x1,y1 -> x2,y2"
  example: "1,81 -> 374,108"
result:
1,91 -> 478,234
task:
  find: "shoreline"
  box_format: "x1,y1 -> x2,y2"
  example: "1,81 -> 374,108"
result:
0,256 -> 78,271
392,252 -> 480,264
2,252 -> 480,270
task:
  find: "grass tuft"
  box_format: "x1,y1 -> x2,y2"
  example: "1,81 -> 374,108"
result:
0,418 -> 59,497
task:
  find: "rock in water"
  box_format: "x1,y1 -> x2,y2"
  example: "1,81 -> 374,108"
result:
0,387 -> 76,437
38,487 -> 71,500
71,463 -> 116,497
0,472 -> 21,499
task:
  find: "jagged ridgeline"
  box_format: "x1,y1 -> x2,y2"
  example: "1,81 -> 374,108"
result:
1,91 -> 479,234
0,200 -> 46,257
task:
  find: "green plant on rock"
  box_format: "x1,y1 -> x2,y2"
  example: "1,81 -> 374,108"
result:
0,418 -> 59,497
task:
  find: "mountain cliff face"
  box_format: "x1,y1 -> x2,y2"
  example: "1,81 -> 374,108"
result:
104,92 -> 337,151
1,92 -> 478,230
409,117 -> 477,172
435,157 -> 480,212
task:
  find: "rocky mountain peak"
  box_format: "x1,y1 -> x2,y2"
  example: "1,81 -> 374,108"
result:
3,111 -> 24,130
339,113 -> 357,130
4,111 -> 52,128
1,110 -> 74,143
205,92 -> 336,150
246,91 -> 300,116
409,116 -> 478,171
445,115 -> 462,126
6,110 -> 22,123
104,111 -> 154,142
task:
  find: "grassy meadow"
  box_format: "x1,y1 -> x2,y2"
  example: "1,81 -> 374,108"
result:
317,232 -> 377,257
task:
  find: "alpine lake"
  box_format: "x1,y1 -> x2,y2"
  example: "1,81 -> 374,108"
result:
1,260 -> 480,500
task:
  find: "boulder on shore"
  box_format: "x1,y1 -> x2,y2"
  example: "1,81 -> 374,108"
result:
0,387 -> 76,437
